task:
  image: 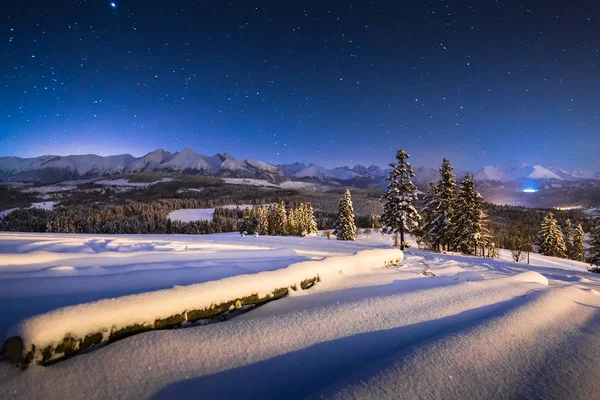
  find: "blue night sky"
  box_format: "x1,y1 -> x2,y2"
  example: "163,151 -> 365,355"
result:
1,1 -> 599,170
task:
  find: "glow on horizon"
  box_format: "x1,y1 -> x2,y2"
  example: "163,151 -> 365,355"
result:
522,188 -> 539,193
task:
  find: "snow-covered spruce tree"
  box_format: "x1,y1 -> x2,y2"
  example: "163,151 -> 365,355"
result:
239,206 -> 257,235
453,174 -> 485,255
269,201 -> 288,235
267,204 -> 277,235
296,203 -> 318,236
334,189 -> 357,241
422,158 -> 457,251
287,206 -> 299,236
252,205 -> 269,235
537,212 -> 567,258
306,205 -> 318,235
421,182 -> 441,251
589,216 -> 600,269
572,223 -> 585,262
564,219 -> 575,260
380,148 -> 421,250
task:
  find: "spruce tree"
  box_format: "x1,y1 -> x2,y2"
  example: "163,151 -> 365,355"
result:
334,189 -> 357,241
287,207 -> 299,235
422,182 -> 442,251
307,205 -> 318,235
422,158 -> 456,251
267,204 -> 278,235
239,206 -> 253,235
572,223 -> 585,262
537,212 -> 568,258
564,219 -> 575,259
453,174 -> 485,255
252,205 -> 269,235
380,149 -> 421,250
291,203 -> 318,236
589,216 -> 600,268
265,201 -> 288,235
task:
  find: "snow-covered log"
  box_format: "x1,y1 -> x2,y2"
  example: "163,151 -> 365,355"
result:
1,248 -> 403,367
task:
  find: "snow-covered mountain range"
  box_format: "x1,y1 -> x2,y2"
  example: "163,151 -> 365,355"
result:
474,163 -> 600,183
0,149 -> 284,183
0,149 -> 598,187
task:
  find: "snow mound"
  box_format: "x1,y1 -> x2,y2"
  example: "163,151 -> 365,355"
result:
510,271 -> 549,286
47,266 -> 75,271
5,248 -> 403,365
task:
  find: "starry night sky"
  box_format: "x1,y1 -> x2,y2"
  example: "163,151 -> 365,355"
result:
1,1 -> 599,170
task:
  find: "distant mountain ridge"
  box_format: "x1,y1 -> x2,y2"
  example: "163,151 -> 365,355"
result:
474,163 -> 600,183
0,149 -> 598,187
0,148 -> 284,183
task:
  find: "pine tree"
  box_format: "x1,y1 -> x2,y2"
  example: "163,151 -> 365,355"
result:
572,223 -> 585,262
589,216 -> 600,268
537,212 -> 568,258
287,207 -> 299,235
453,174 -> 485,255
239,206 -> 252,235
268,201 -> 288,236
334,189 -> 357,241
267,204 -> 276,235
289,203 -> 319,236
380,149 -> 421,250
307,205 -> 318,235
564,219 -> 575,259
422,158 -> 456,251
421,182 -> 442,251
252,205 -> 269,235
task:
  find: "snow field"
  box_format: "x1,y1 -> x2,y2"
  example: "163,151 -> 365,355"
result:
0,201 -> 56,221
318,285 -> 600,399
167,204 -> 273,222
1,267 -> 554,400
1,232 -> 600,399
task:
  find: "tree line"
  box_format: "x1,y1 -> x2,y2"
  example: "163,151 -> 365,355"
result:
238,202 -> 318,236
373,148 -> 600,269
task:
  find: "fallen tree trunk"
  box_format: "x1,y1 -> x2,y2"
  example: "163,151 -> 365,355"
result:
2,248 -> 403,367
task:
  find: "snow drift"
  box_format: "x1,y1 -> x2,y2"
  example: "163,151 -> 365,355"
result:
1,248 -> 403,367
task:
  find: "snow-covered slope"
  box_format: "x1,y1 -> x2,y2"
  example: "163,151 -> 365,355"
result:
1,232 -> 599,399
293,164 -> 362,181
0,154 -> 135,180
125,149 -> 173,173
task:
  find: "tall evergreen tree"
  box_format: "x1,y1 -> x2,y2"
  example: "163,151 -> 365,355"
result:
422,158 -> 457,251
287,207 -> 299,235
572,223 -> 585,262
294,203 -> 318,236
564,219 -> 575,259
380,149 -> 421,250
453,174 -> 485,255
589,216 -> 600,268
421,182 -> 442,251
537,212 -> 568,258
334,189 -> 357,241
268,201 -> 288,235
252,205 -> 269,235
239,206 -> 254,234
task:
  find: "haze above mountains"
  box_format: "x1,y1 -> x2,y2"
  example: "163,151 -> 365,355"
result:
0,148 -> 599,188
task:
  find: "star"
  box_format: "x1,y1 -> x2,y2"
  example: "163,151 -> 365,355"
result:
110,2 -> 116,8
